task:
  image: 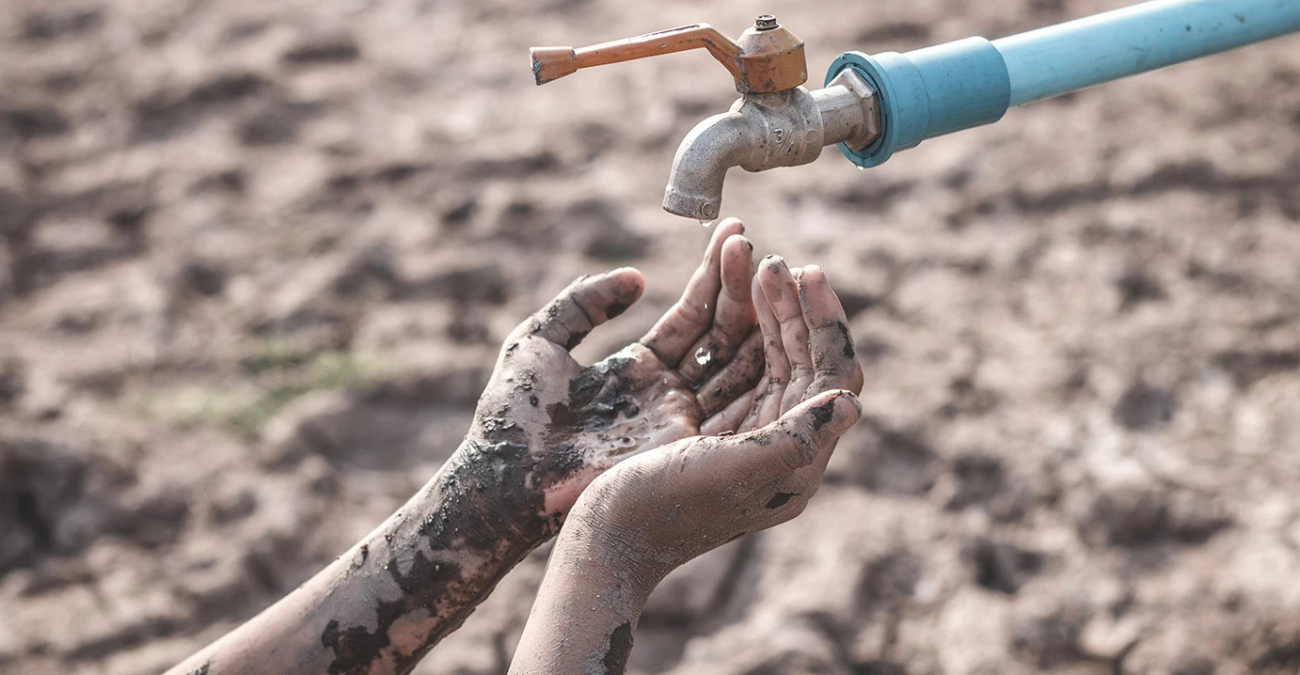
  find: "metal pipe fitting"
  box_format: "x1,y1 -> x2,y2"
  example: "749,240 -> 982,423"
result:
815,68 -> 881,151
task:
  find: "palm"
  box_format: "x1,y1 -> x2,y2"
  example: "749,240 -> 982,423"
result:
515,343 -> 701,457
469,221 -> 761,517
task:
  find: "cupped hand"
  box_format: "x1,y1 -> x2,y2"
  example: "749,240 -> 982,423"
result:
560,257 -> 866,577
704,255 -> 865,433
569,389 -> 861,579
451,219 -> 767,546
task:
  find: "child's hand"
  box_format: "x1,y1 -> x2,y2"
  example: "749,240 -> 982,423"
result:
712,256 -> 865,434
443,219 -> 765,549
508,264 -> 865,675
562,259 -> 865,578
570,389 -> 860,579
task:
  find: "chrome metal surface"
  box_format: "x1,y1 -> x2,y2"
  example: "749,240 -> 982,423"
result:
813,69 -> 880,151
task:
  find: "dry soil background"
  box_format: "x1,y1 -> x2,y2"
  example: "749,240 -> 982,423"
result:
3,0 -> 1300,673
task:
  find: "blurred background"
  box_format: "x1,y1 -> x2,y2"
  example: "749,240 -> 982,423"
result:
2,0 -> 1299,673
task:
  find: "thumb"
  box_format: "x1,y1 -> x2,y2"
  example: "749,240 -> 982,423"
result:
721,389 -> 861,485
512,268 -> 645,351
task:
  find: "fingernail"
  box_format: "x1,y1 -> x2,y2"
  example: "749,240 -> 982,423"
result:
837,390 -> 862,415
831,393 -> 862,432
805,391 -> 859,435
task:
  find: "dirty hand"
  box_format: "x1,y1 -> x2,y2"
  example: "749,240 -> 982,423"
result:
508,259 -> 865,675
705,255 -> 866,433
452,218 -> 765,548
566,257 -> 865,575
574,389 -> 861,578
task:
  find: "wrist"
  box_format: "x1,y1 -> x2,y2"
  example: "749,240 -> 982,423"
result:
433,438 -> 561,552
559,491 -> 670,598
509,514 -> 660,675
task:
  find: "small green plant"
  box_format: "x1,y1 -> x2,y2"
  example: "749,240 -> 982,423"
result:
242,338 -> 313,374
137,349 -> 393,437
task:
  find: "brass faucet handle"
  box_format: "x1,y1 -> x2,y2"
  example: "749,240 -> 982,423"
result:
530,16 -> 806,94
531,24 -> 742,86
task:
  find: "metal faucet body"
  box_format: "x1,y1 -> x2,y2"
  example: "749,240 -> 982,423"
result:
665,88 -> 819,221
663,70 -> 879,220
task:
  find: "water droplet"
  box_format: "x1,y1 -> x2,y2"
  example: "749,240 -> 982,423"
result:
699,219 -> 714,227
615,436 -> 636,448
695,346 -> 712,366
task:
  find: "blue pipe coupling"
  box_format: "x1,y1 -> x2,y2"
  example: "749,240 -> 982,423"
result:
826,38 -> 1011,168
827,0 -> 1300,168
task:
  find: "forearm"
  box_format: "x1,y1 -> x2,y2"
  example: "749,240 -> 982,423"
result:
509,517 -> 661,675
168,442 -> 550,675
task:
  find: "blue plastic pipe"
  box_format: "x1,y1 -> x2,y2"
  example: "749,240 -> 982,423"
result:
827,0 -> 1300,167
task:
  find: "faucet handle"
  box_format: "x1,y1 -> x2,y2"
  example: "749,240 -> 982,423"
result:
530,16 -> 807,94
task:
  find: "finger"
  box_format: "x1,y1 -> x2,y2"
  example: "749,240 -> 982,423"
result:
772,386 -> 860,506
701,388 -> 756,436
780,432 -> 844,504
740,256 -> 794,431
759,263 -> 813,414
640,218 -> 744,367
512,268 -> 645,351
797,265 -> 866,398
718,390 -> 861,486
677,234 -> 758,384
697,329 -> 764,416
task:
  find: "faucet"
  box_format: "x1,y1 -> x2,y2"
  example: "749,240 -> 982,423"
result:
530,16 -> 880,220
531,3 -> 1300,221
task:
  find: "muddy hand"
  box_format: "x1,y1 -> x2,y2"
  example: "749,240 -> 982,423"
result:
460,218 -> 763,544
575,389 -> 860,575
507,390 -> 861,675
701,256 -> 865,436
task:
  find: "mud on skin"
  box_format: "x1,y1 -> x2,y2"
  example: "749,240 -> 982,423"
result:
544,357 -> 640,438
810,321 -> 856,374
600,623 -> 633,674
319,432 -> 573,673
765,492 -> 798,509
318,359 -> 646,674
810,398 -> 837,431
835,321 -> 855,359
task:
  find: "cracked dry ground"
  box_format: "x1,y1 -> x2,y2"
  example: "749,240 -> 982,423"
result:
2,0 -> 1300,673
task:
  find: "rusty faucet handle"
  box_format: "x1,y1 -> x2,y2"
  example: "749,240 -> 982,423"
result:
530,16 -> 807,94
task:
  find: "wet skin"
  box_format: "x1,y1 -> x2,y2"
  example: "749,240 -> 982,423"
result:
509,260 -> 865,675
164,221 -> 769,675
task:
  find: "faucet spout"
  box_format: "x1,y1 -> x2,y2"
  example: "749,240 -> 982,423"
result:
663,88 -> 825,220
661,72 -> 879,220
662,112 -> 758,221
